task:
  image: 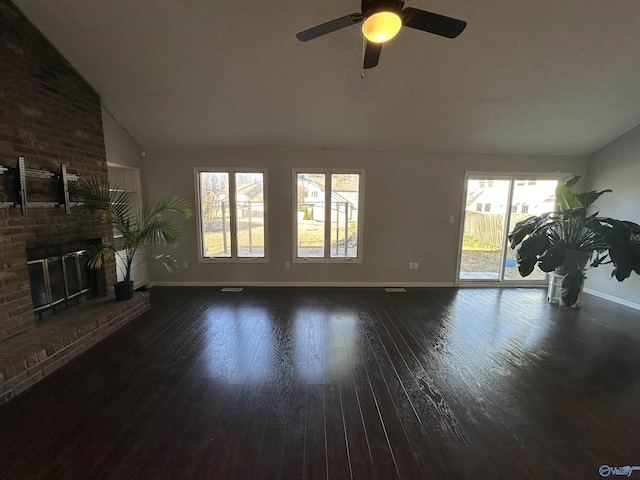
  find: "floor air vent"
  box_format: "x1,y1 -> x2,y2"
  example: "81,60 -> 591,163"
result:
385,287 -> 406,293
221,287 -> 244,292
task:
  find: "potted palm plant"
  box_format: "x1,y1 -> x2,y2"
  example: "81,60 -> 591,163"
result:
508,176 -> 640,307
73,177 -> 192,300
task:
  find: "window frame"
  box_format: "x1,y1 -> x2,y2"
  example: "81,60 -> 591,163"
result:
292,168 -> 364,264
195,167 -> 269,264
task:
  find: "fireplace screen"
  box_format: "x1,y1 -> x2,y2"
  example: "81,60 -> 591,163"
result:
27,250 -> 92,314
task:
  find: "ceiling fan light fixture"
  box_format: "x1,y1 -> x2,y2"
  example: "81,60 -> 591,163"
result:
362,11 -> 402,43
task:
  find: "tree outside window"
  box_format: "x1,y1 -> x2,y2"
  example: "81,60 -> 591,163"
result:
197,170 -> 266,260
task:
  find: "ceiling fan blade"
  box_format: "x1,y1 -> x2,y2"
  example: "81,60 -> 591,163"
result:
401,8 -> 466,38
296,13 -> 365,42
363,41 -> 382,69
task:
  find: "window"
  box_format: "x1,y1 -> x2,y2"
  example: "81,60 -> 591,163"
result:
476,203 -> 483,212
295,170 -> 363,262
484,203 -> 491,212
196,169 -> 266,261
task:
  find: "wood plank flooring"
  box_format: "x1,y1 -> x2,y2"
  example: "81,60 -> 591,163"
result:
1,286 -> 639,479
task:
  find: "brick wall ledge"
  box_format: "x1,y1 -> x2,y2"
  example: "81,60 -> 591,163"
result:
0,291 -> 150,404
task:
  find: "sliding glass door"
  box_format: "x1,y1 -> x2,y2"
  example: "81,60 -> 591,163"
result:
458,175 -> 559,284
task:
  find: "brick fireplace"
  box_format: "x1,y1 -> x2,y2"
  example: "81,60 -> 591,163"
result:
0,0 -> 118,342
0,0 -> 153,403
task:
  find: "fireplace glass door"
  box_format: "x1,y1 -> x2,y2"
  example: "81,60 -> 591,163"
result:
27,250 -> 92,315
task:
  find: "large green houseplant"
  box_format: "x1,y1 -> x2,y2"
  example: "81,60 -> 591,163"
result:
508,177 -> 640,307
74,177 -> 192,300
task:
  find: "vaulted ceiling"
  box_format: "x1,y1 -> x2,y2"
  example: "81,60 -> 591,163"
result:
14,0 -> 640,155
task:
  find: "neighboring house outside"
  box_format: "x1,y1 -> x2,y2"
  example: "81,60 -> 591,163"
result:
466,179 -> 555,216
299,179 -> 358,223
234,181 -> 264,218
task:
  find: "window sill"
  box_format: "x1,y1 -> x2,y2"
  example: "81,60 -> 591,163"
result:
292,258 -> 362,264
198,257 -> 269,264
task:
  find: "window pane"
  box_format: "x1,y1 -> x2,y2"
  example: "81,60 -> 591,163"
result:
504,179 -> 557,281
330,174 -> 359,258
297,173 -> 325,258
200,172 -> 231,257
460,179 -> 511,280
235,173 -> 265,258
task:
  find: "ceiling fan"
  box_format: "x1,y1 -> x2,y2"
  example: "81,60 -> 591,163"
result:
296,0 -> 466,69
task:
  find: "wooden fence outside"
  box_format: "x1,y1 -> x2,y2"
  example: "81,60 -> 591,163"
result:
463,212 -> 531,248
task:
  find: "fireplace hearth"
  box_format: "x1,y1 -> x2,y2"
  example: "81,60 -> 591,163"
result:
26,240 -> 99,320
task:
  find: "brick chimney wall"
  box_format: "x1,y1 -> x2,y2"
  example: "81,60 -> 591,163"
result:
0,0 -> 116,341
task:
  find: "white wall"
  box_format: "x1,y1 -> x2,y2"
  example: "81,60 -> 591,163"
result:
141,148 -> 587,286
585,124 -> 640,308
102,108 -> 144,170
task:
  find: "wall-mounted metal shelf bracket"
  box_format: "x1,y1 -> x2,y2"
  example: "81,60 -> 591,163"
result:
18,156 -> 28,215
1,157 -> 80,215
61,164 -> 71,214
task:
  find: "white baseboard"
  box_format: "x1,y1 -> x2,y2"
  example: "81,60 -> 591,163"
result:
583,288 -> 640,311
146,281 -> 455,288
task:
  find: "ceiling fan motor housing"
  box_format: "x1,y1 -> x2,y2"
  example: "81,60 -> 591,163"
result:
362,0 -> 404,16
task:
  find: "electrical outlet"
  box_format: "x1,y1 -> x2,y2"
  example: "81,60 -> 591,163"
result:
285,261 -> 290,269
182,260 -> 188,268
449,215 -> 455,224
414,262 -> 419,270
409,262 -> 414,270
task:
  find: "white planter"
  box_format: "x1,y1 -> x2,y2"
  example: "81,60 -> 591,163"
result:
547,272 -> 583,308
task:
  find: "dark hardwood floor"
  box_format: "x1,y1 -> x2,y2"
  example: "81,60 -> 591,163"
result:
1,286 -> 639,479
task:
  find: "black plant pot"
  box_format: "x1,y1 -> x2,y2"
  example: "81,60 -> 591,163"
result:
114,281 -> 134,301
